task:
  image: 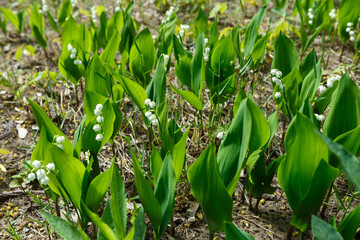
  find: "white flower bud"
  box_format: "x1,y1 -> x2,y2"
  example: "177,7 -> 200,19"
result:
204,38 -> 208,45
163,54 -> 169,65
145,111 -> 152,118
70,53 -> 76,59
144,99 -> 151,106
179,30 -> 185,37
36,169 -> 46,180
217,131 -> 225,139
349,31 -> 355,36
151,119 -> 159,126
318,85 -> 326,94
148,101 -> 156,109
46,163 -> 55,171
350,36 -> 356,42
96,116 -> 104,123
308,20 -> 313,25
32,160 -> 42,169
56,136 -> 65,144
347,22 -> 353,27
346,27 -> 351,33
205,47 -> 210,54
40,176 -> 49,185
115,6 -> 121,12
55,143 -> 64,149
274,92 -> 282,99
95,134 -> 103,141
28,173 -> 36,181
93,124 -> 101,132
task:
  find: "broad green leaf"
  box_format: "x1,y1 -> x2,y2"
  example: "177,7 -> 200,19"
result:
81,201 -> 117,240
131,207 -> 146,240
156,101 -> 174,152
132,155 -> 162,228
338,204 -> 360,240
106,11 -> 124,41
85,167 -> 112,211
187,143 -> 233,235
291,160 -> 338,231
209,17 -> 218,50
318,132 -> 360,191
48,144 -> 86,209
0,7 -> 19,32
41,211 -> 88,240
98,202 -> 115,240
334,126 -> 360,158
299,60 -> 322,104
224,222 -> 254,240
129,28 -> 156,87
85,54 -> 109,97
174,55 -> 192,88
150,144 -> 163,184
32,25 -> 47,49
111,69 -> 147,114
194,8 -> 208,39
251,34 -> 268,65
84,90 -> 108,125
278,113 -> 329,210
170,85 -> 204,111
172,129 -> 189,183
27,98 -> 73,156
47,12 -> 60,33
217,99 -> 251,194
323,73 -> 360,140
311,215 -> 344,240
57,0 -> 72,27
110,164 -> 127,239
244,5 -> 267,58
100,32 -> 121,66
271,32 -> 299,77
154,154 -> 176,238
191,33 -> 205,96
146,55 -> 166,108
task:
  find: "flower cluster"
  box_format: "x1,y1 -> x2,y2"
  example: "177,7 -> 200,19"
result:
28,160 -> 55,185
161,6 -> 175,24
346,22 -> 356,42
144,99 -> 158,126
53,135 -> 65,149
308,8 -> 314,25
326,75 -> 341,88
314,113 -> 325,121
270,69 -> 284,99
203,38 -> 210,62
329,9 -> 336,20
91,6 -> 97,23
93,104 -> 104,142
67,43 -> 82,65
179,24 -> 190,38
71,0 -> 77,8
39,0 -> 48,14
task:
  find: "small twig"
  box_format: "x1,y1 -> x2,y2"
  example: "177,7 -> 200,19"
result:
238,215 -> 276,240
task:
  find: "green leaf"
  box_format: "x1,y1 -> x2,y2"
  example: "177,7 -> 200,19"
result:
129,28 -> 156,87
291,160 -> 338,231
110,164 -> 127,239
27,98 -> 73,156
188,143 -> 233,235
0,7 -> 19,32
278,113 -> 330,210
170,85 -> 204,111
46,12 -> 60,33
98,202 -> 115,240
156,101 -> 174,152
338,204 -> 360,240
57,0 -> 72,27
244,5 -> 267,58
100,32 -> 121,66
311,215 -> 344,240
338,0 -> 360,42
111,69 -> 147,114
131,207 -> 146,240
85,54 -> 109,97
132,154 -> 162,229
271,32 -> 299,77
191,32 -> 205,96
81,201 -> 117,240
224,222 -> 254,240
323,72 -> 360,140
299,60 -> 322,104
150,144 -> 163,184
85,167 -> 112,211
317,132 -> 360,191
194,8 -> 208,39
48,144 -> 86,209
172,129 -> 189,183
146,55 -> 166,107
217,99 -> 251,194
154,154 -> 176,238
106,11 -> 124,42
41,211 -> 88,240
